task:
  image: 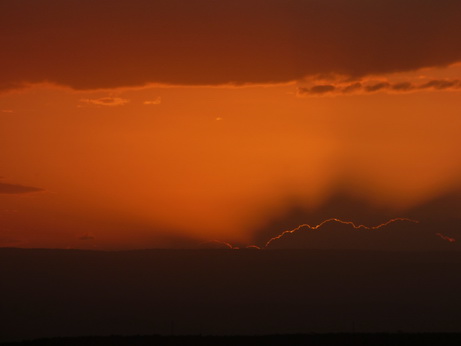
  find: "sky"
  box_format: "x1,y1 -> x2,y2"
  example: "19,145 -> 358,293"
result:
1,0 -> 461,250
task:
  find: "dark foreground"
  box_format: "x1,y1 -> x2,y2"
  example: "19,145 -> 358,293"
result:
3,334 -> 461,346
1,248 -> 461,342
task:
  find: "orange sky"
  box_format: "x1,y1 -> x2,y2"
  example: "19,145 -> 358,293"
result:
1,0 -> 461,249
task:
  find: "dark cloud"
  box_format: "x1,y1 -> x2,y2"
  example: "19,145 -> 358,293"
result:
264,218 -> 438,251
253,190 -> 461,251
391,82 -> 413,91
342,82 -> 363,93
365,82 -> 391,92
298,79 -> 461,96
1,0 -> 461,90
0,182 -> 44,194
0,82 -> 26,92
298,84 -> 336,95
419,79 -> 461,89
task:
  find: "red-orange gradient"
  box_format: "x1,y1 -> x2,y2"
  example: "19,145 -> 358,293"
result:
1,1 -> 461,249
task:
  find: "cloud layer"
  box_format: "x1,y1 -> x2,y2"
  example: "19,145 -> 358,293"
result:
298,79 -> 461,96
1,0 -> 461,90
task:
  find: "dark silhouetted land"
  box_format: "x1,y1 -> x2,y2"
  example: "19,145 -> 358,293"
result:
3,334 -> 461,346
1,248 -> 461,343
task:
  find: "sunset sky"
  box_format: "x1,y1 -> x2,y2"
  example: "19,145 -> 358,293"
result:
1,0 -> 461,250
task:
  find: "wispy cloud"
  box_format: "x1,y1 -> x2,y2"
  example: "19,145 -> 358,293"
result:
436,233 -> 456,243
298,79 -> 461,97
0,182 -> 44,194
143,97 -> 161,105
80,97 -> 130,107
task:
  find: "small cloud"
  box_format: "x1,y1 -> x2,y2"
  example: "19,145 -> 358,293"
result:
143,97 -> 161,105
215,117 -> 223,121
391,82 -> 414,91
419,79 -> 461,90
298,84 -> 336,96
298,78 -> 461,97
79,233 -> 95,241
365,82 -> 390,92
1,109 -> 14,113
435,233 -> 456,243
80,97 -> 129,107
0,182 -> 44,194
342,82 -> 362,93
309,84 -> 336,94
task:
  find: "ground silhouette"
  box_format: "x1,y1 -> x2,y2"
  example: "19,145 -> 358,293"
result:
1,248 -> 461,342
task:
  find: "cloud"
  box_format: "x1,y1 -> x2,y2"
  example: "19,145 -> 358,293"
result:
0,82 -> 27,92
1,109 -> 14,113
261,218 -> 460,251
298,85 -> 336,95
250,190 -> 461,251
419,79 -> 461,90
342,82 -> 362,93
261,218 -> 439,251
298,79 -> 461,96
1,0 -> 461,90
79,97 -> 129,107
365,82 -> 391,92
436,233 -> 456,243
263,218 -> 419,248
143,97 -> 161,105
391,82 -> 414,91
0,182 -> 44,194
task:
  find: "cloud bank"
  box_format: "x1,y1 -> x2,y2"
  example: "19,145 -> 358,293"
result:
1,0 -> 461,90
298,79 -> 461,96
250,191 -> 461,251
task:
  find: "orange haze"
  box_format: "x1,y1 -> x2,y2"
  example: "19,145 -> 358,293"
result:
1,0 -> 461,249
